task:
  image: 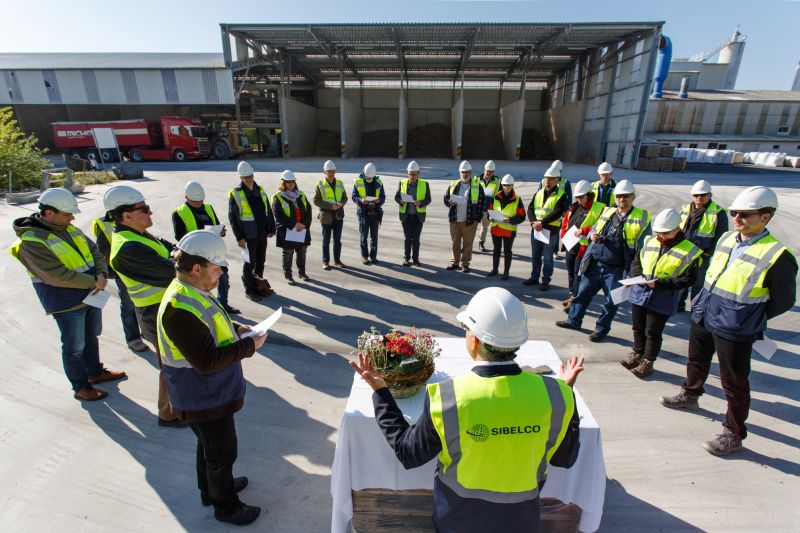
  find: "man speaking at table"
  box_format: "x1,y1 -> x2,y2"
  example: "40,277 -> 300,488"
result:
351,287 -> 583,532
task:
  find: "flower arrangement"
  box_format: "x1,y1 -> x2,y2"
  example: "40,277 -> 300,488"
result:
355,327 -> 441,398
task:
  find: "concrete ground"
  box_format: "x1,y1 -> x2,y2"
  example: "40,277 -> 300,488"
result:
0,157 -> 797,532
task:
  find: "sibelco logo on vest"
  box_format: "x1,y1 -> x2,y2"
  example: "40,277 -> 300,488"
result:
466,423 -> 542,442
466,424 -> 490,442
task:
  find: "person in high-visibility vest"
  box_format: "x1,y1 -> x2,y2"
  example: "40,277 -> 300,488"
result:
350,287 -> 584,533
477,160 -> 500,252
172,180 -> 239,315
272,170 -> 312,284
556,180 -> 651,342
676,180 -> 728,312
444,160 -> 486,273
106,185 -> 186,428
486,174 -> 526,279
592,162 -> 617,207
157,230 -> 267,525
623,209 -> 703,378
525,166 -> 568,291
351,162 -> 386,265
11,188 -> 125,400
313,159 -> 349,270
662,186 -> 797,456
394,160 -> 432,266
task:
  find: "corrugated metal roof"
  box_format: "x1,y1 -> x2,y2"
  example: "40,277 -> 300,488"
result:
657,90 -> 800,102
0,53 -> 227,70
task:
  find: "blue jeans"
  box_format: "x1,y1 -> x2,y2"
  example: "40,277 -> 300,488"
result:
530,228 -> 559,283
217,268 -> 230,305
359,215 -> 380,260
566,262 -> 624,334
321,219 -> 343,263
115,278 -> 141,344
52,305 -> 104,392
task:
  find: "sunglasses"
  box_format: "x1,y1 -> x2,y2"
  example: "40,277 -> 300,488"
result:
615,194 -> 632,199
692,193 -> 710,198
730,211 -> 759,220
127,204 -> 151,214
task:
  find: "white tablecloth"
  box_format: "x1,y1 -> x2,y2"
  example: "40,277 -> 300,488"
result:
330,338 -> 606,533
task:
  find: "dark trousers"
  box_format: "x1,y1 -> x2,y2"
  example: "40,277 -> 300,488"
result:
491,233 -> 515,274
243,238 -> 268,293
359,215 -> 380,260
217,268 -> 230,305
567,262 -> 624,334
52,305 -> 104,392
565,249 -> 581,296
321,218 -> 343,263
679,255 -> 711,309
683,320 -> 753,439
115,277 -> 141,344
402,215 -> 423,261
631,304 -> 670,360
282,246 -> 308,277
530,228 -> 559,284
190,415 -> 240,515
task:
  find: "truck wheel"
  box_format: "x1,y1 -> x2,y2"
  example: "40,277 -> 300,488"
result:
212,141 -> 230,160
129,149 -> 144,163
85,150 -> 98,161
172,149 -> 187,162
100,150 -> 115,162
68,149 -> 83,159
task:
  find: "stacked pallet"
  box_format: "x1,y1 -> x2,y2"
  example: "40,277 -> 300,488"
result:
636,143 -> 680,172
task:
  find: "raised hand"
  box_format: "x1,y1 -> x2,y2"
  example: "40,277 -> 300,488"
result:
349,352 -> 387,391
557,356 -> 585,387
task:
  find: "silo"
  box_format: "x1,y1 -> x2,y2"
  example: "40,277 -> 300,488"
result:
719,27 -> 746,90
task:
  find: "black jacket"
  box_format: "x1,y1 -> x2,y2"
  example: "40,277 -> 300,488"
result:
228,182 -> 276,241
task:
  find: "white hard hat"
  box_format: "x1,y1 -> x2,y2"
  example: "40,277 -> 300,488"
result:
484,160 -> 496,171
573,180 -> 592,197
459,160 -> 472,172
652,209 -> 682,232
281,170 -> 296,182
407,160 -> 420,172
103,185 -> 145,211
323,160 -> 336,171
544,165 -> 561,178
363,162 -> 377,178
237,161 -> 254,177
184,180 -> 205,202
691,180 -> 712,195
501,174 -> 514,185
613,180 -> 636,196
456,287 -> 528,349
551,160 -> 564,172
39,188 -> 80,214
597,162 -> 613,174
728,186 -> 778,211
178,230 -> 228,267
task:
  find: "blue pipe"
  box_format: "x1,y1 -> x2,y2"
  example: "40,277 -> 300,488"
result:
651,35 -> 672,98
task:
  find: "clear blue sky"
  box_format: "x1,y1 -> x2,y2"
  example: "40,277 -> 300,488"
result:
4,0 -> 799,90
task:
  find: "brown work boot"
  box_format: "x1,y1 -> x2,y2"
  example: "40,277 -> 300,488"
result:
89,368 -> 127,385
661,389 -> 700,411
631,359 -> 654,379
73,385 -> 108,401
620,351 -> 642,370
703,429 -> 742,456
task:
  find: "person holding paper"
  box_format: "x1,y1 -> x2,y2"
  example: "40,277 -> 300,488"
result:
486,174 -> 526,279
444,160 -> 486,273
623,209 -> 703,378
662,186 -> 797,456
157,230 -> 267,525
524,166 -> 567,290
559,180 -> 604,312
395,160 -> 431,266
173,180 -> 239,314
592,162 -> 617,207
11,188 -> 125,401
313,160 -> 349,270
536,160 -> 572,205
477,160 -> 500,252
351,162 -> 386,265
556,180 -> 651,342
228,161 -> 276,302
272,170 -> 312,285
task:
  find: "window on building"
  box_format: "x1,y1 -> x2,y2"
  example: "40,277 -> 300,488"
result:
772,145 -> 780,150
677,143 -> 683,148
708,143 -> 719,149
630,40 -> 644,83
718,144 -> 728,149
689,143 -> 698,148
777,126 -> 790,136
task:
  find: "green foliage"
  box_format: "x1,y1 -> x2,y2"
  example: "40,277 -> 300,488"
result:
0,106 -> 51,191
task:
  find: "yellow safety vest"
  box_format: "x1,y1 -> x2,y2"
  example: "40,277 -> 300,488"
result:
573,202 -> 606,246
10,225 -> 95,280
317,178 -> 345,204
639,236 -> 703,279
480,176 -> 500,198
594,207 -> 651,249
703,232 -> 790,304
428,372 -> 574,502
92,218 -> 113,243
533,187 -> 566,228
173,203 -> 219,232
490,194 -> 521,232
229,186 -> 269,222
680,201 -> 726,240
354,177 -> 382,202
271,191 -> 309,218
110,230 -> 170,307
591,180 -> 617,207
399,178 -> 428,214
448,178 -> 480,205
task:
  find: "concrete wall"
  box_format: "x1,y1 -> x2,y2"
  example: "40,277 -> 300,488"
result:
280,96 -> 319,157
341,93 -> 363,157
546,100 -> 588,163
645,99 -> 800,137
666,62 -> 728,91
500,98 -> 526,160
362,108 -> 398,132
451,96 -> 464,158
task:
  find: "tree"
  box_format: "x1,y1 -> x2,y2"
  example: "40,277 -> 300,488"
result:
0,106 -> 50,191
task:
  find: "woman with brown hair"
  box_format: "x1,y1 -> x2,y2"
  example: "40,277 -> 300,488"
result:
271,170 -> 312,285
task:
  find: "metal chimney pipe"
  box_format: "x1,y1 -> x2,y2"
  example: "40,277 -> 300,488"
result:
679,75 -> 690,98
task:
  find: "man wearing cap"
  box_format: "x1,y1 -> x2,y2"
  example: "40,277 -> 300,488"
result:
592,162 -> 617,207
662,186 -> 797,456
351,287 -> 584,533
477,160 -> 500,253
107,185 -> 184,427
556,180 -> 651,342
525,166 -> 568,290
173,181 -> 239,314
11,188 -> 125,401
677,180 -> 728,312
158,230 -> 267,525
395,161 -> 432,266
314,160 -> 348,270
444,160 -> 486,273
351,162 -> 386,265
228,161 -> 276,302
623,209 -> 703,378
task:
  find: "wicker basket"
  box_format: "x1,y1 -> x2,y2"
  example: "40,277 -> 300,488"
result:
379,362 -> 435,399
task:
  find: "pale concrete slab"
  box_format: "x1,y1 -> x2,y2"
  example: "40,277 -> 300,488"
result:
0,158 -> 798,532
